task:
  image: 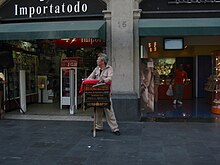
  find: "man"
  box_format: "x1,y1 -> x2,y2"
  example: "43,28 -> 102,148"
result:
87,53 -> 120,136
171,64 -> 188,105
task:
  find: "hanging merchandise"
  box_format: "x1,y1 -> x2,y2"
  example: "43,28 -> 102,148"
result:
166,85 -> 173,97
211,51 -> 220,115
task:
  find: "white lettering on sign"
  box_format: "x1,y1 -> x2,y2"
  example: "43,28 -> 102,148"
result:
168,0 -> 220,4
14,1 -> 88,18
81,38 -> 103,45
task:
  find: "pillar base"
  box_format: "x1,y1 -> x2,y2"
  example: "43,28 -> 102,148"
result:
112,92 -> 140,121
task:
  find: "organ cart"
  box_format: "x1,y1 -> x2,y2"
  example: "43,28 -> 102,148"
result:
80,79 -> 111,137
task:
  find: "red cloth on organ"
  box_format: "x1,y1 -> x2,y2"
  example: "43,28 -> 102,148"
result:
79,79 -> 112,94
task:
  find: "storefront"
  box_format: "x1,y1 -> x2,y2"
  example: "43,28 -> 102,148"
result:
2,0 -> 220,121
139,0 -> 220,119
0,0 -> 107,114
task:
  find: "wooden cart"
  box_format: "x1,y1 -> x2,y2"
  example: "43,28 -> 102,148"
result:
82,82 -> 111,137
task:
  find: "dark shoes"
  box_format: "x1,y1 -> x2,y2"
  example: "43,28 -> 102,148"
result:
90,129 -> 120,136
113,131 -> 120,136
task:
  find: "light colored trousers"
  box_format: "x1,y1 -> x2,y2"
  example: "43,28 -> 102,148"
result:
95,99 -> 119,132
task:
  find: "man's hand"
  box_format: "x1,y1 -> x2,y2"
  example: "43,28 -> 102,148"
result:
99,78 -> 104,83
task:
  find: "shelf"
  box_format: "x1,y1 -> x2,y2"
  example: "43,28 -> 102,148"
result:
8,50 -> 37,99
210,55 -> 220,108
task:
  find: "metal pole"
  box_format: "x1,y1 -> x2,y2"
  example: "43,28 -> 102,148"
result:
93,108 -> 96,137
69,69 -> 75,115
19,70 -> 26,113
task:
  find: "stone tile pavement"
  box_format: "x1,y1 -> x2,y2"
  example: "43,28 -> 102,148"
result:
0,119 -> 220,165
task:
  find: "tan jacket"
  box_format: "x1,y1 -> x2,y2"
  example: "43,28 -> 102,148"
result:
87,65 -> 113,83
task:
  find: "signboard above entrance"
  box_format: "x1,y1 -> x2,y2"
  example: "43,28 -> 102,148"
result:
168,0 -> 220,4
0,0 -> 106,22
140,0 -> 220,18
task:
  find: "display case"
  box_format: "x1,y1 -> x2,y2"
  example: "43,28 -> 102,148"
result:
209,54 -> 220,114
37,75 -> 54,103
60,67 -> 78,109
8,51 -> 37,97
60,57 -> 89,110
204,75 -> 217,92
5,50 -> 38,110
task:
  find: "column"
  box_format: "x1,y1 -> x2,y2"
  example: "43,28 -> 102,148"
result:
102,0 -> 142,121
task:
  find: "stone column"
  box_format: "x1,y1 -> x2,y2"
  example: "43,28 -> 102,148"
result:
133,8 -> 142,98
102,0 -> 142,121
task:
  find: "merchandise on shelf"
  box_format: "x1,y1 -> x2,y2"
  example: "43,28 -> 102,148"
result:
8,50 -> 37,99
204,75 -> 217,92
154,58 -> 175,85
211,54 -> 220,114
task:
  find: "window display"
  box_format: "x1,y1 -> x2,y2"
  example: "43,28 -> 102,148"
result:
209,55 -> 220,114
154,58 -> 175,85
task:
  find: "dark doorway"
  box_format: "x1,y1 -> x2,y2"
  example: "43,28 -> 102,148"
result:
198,56 -> 212,98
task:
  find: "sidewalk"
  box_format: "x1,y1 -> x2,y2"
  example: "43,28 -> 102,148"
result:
0,119 -> 220,165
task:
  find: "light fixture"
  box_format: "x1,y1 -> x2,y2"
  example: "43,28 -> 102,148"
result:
147,41 -> 157,52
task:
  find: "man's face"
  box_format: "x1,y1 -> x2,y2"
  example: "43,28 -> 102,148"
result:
179,64 -> 183,70
97,57 -> 104,67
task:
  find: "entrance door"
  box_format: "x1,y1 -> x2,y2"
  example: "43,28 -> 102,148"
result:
198,56 -> 212,98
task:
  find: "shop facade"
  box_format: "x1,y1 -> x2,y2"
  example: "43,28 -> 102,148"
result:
138,0 -> 220,119
0,0 -> 142,121
1,0 -> 220,121
0,0 -> 108,115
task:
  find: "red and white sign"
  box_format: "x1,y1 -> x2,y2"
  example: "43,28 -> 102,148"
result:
55,38 -> 105,48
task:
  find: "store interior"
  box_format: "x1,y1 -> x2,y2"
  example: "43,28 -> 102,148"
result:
3,35 -> 220,120
1,38 -> 105,116
140,36 -> 220,120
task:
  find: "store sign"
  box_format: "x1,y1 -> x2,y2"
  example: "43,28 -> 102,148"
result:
0,0 -> 106,21
55,38 -> 106,48
140,0 -> 220,18
14,1 -> 88,18
61,58 -> 78,67
168,0 -> 220,4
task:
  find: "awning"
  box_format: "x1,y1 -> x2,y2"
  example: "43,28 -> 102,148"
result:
0,20 -> 106,40
139,18 -> 220,36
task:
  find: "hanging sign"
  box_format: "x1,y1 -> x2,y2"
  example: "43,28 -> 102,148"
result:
140,0 -> 220,18
0,0 -> 106,21
168,0 -> 220,4
55,38 -> 106,48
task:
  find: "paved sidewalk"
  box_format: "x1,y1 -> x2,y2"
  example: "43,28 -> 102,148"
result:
0,119 -> 220,165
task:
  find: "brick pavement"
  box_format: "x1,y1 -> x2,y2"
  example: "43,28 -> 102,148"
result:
0,119 -> 220,165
